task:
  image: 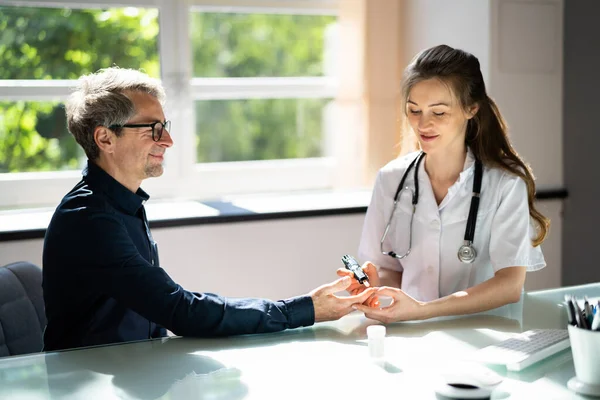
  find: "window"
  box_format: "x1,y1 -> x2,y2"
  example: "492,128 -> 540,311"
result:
0,0 -> 341,208
195,98 -> 331,162
190,11 -> 336,163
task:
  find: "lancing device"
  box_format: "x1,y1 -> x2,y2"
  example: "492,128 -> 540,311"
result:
341,255 -> 370,287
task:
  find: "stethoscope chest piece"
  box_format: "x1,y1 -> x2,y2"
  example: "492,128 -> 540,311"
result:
458,242 -> 477,264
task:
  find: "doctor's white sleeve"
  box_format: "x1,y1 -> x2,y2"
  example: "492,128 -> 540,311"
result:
357,171 -> 404,272
488,173 -> 546,272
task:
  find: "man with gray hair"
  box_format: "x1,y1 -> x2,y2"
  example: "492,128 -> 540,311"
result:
42,67 -> 373,351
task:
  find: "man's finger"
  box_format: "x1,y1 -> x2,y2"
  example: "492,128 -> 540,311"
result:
322,276 -> 352,295
352,303 -> 372,313
346,287 -> 376,303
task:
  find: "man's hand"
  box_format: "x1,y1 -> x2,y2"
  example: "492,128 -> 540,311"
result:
310,276 -> 376,322
336,261 -> 381,307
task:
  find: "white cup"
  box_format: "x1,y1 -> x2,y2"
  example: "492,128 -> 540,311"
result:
568,324 -> 600,386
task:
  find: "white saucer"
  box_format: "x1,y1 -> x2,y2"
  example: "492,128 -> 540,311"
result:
568,377 -> 600,397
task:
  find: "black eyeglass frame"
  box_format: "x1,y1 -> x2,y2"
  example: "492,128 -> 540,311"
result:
109,120 -> 171,142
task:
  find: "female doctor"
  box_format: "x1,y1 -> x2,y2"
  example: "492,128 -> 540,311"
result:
339,44 -> 550,323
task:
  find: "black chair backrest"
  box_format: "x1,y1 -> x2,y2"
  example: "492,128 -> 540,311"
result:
0,261 -> 46,357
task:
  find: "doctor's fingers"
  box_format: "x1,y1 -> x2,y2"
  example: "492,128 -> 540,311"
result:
350,288 -> 379,306
339,287 -> 377,305
362,262 -> 379,278
337,268 -> 363,293
366,293 -> 380,308
337,264 -> 379,285
352,303 -> 397,324
336,268 -> 357,283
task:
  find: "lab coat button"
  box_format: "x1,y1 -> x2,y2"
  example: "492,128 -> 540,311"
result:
430,219 -> 440,228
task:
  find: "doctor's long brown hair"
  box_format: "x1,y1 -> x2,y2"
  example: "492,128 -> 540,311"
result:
401,44 -> 549,246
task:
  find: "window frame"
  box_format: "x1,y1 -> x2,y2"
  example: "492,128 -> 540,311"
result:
0,0 -> 342,208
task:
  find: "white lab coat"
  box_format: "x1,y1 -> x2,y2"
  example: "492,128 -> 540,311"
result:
358,149 -> 546,302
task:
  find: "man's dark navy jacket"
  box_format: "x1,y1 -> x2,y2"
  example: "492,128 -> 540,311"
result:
42,161 -> 314,351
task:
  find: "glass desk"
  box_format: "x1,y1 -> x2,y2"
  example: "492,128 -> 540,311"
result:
1,283 -> 599,400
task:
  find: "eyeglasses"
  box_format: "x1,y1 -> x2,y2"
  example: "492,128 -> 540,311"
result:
109,120 -> 171,142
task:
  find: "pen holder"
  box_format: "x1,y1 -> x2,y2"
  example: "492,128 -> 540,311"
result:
568,325 -> 600,389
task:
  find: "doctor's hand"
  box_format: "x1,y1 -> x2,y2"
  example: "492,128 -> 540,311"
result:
310,276 -> 377,322
352,287 -> 425,323
336,261 -> 380,307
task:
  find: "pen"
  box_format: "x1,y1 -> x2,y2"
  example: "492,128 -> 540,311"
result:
584,296 -> 592,319
573,299 -> 590,330
564,296 -> 577,326
341,255 -> 370,287
592,311 -> 600,331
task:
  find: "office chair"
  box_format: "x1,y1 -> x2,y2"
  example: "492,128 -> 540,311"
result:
0,261 -> 46,357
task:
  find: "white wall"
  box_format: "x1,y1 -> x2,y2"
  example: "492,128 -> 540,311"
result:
151,215 -> 366,299
402,0 -> 492,83
489,0 -> 563,189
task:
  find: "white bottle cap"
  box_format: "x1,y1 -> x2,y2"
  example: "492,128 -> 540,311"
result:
367,325 -> 386,339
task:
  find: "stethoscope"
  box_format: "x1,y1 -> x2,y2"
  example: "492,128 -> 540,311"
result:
380,151 -> 483,264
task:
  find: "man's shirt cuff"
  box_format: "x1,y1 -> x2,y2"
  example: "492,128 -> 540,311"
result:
282,295 -> 315,329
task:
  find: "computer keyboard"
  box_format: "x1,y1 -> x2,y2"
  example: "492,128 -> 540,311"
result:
471,329 -> 571,371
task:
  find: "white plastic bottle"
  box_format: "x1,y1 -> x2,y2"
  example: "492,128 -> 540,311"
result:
367,325 -> 386,361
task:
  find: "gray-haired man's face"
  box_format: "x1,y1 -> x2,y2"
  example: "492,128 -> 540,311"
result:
111,91 -> 173,184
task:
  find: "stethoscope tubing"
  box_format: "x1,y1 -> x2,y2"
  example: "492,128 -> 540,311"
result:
380,151 -> 483,263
